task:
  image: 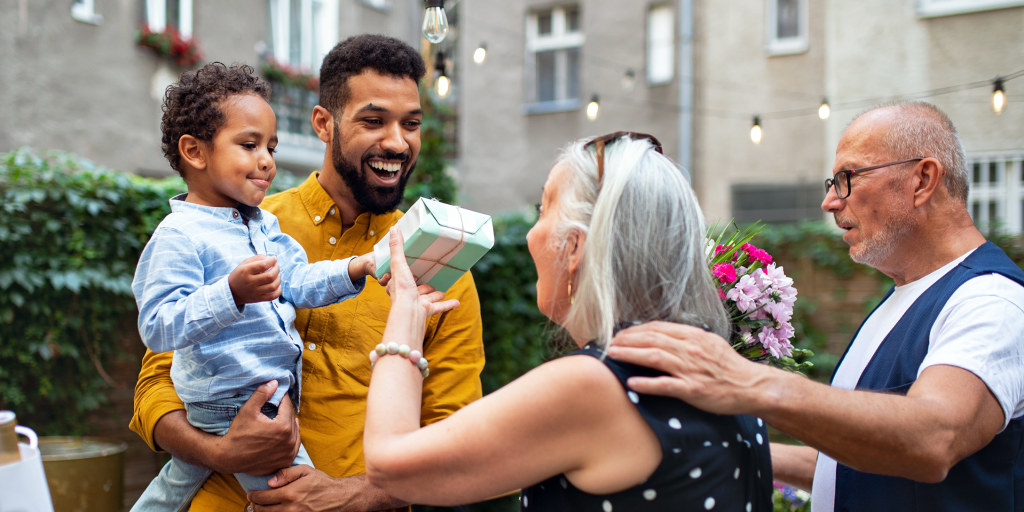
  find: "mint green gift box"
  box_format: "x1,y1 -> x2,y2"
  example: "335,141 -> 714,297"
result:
373,197 -> 494,292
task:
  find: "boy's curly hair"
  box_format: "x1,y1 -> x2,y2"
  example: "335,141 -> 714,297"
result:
161,62 -> 271,176
318,34 -> 425,116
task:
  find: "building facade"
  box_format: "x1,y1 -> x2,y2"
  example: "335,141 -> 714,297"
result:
0,0 -> 422,178
453,0 -> 1024,232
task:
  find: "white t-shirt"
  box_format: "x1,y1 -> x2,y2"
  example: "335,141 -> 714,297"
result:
811,250 -> 1024,512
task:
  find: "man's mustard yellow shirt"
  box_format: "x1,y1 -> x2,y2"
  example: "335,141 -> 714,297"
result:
130,172 -> 485,510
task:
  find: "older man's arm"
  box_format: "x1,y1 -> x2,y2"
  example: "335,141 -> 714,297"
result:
607,322 -> 1006,483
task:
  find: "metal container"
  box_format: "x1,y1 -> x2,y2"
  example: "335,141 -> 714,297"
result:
39,437 -> 127,512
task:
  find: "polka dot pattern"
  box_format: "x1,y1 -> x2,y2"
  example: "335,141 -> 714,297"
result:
519,345 -> 774,511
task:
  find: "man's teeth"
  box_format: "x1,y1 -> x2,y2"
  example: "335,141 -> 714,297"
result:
369,162 -> 401,176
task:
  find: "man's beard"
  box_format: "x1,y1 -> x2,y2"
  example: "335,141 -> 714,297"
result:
331,124 -> 414,215
843,204 -> 915,268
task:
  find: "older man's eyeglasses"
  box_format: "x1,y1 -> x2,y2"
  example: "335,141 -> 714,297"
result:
825,157 -> 925,199
584,131 -> 663,183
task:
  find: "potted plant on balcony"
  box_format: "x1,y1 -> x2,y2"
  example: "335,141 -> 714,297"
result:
135,24 -> 203,68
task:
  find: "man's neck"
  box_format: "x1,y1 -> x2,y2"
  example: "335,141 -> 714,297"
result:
317,167 -> 365,231
881,216 -> 985,286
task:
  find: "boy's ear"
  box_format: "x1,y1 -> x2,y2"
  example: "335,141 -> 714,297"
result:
311,105 -> 334,144
178,135 -> 207,171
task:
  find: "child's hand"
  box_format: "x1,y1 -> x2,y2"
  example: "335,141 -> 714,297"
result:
229,255 -> 282,309
348,252 -> 376,281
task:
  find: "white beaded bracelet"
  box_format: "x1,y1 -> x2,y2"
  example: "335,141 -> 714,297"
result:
369,342 -> 429,378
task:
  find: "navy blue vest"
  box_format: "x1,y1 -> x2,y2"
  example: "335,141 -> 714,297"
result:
832,242 -> 1024,512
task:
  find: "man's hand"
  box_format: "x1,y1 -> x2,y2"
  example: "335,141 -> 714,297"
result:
230,255 -> 282,308
606,321 -> 772,416
211,381 -> 301,475
247,467 -> 406,512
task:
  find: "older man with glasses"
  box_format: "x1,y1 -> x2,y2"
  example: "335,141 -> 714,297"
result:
608,101 -> 1024,511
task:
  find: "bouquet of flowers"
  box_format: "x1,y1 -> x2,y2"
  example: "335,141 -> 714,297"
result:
707,222 -> 812,373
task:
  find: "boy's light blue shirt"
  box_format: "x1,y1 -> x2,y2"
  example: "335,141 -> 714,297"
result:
132,194 -> 365,407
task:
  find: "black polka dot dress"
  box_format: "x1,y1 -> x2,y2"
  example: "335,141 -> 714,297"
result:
519,344 -> 773,512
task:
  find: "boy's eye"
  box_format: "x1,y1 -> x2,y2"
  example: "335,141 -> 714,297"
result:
242,142 -> 257,150
268,147 -> 277,155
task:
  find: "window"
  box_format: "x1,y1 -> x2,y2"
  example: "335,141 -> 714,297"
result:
766,0 -> 808,56
646,5 -> 674,85
268,0 -> 338,73
145,0 -> 192,37
968,153 -> 1024,234
525,5 -> 584,113
72,0 -> 103,24
731,183 -> 823,224
266,0 -> 339,167
359,0 -> 392,10
918,0 -> 1024,17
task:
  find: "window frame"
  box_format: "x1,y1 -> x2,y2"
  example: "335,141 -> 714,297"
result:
268,0 -> 338,73
71,0 -> 103,24
765,0 -> 808,56
968,152 -> 1024,235
917,0 -> 1024,17
524,5 -> 585,114
646,4 -> 675,85
145,0 -> 193,37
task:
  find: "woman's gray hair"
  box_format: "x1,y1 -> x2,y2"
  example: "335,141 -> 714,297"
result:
550,134 -> 729,349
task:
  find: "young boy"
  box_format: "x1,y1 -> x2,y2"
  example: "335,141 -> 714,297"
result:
130,62 -> 373,511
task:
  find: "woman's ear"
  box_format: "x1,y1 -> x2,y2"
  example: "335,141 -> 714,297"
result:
567,230 -> 586,274
178,134 -> 206,171
311,105 -> 333,143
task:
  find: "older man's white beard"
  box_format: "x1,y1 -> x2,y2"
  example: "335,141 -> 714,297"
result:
839,207 -> 916,269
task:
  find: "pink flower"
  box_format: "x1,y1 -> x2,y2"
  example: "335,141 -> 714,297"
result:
715,244 -> 732,256
712,263 -> 738,284
726,274 -> 761,312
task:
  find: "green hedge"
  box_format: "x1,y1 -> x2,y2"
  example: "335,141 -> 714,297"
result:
0,149 -> 185,434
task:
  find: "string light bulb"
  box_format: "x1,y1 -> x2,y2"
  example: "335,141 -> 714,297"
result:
422,0 -> 449,44
818,98 -> 831,120
621,69 -> 636,91
750,116 -> 763,144
586,95 -> 600,121
473,43 -> 487,65
434,52 -> 450,98
993,78 -> 1006,114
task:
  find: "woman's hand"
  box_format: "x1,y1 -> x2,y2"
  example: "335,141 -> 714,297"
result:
378,227 -> 460,317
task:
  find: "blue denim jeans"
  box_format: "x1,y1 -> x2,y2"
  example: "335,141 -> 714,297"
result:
130,396 -> 312,512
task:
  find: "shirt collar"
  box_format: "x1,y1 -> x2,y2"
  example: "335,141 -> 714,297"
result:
169,193 -> 261,222
295,171 -> 402,239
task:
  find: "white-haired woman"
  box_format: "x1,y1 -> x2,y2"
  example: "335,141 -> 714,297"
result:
365,132 -> 773,511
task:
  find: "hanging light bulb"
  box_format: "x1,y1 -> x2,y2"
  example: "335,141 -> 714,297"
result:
586,95 -> 600,121
993,78 -> 1006,114
473,43 -> 487,65
434,51 -> 451,97
422,0 -> 449,44
621,69 -> 636,91
818,98 -> 831,120
750,116 -> 763,144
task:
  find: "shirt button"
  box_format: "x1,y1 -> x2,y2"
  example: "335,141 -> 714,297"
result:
329,207 -> 336,215
314,215 -> 322,222
308,343 -> 316,351
329,237 -> 337,245
369,229 -> 375,237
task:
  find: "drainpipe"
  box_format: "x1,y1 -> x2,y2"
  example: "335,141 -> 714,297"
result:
678,0 -> 694,180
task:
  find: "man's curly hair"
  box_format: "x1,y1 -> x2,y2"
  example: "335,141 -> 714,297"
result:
318,34 -> 426,116
161,62 -> 271,176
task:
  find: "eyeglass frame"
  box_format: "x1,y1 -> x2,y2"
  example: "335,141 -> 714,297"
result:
583,131 -> 664,184
824,157 -> 925,199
